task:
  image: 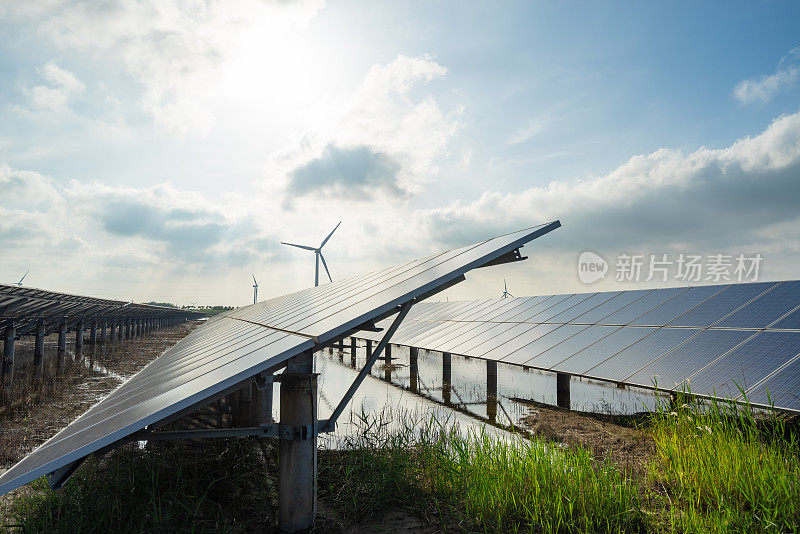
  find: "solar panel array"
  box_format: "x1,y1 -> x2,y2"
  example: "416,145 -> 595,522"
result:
0,284 -> 200,334
0,221 -> 561,496
360,281 -> 800,412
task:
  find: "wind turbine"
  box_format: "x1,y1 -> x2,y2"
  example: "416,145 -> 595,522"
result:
281,222 -> 341,287
252,274 -> 259,304
15,270 -> 29,286
501,279 -> 513,299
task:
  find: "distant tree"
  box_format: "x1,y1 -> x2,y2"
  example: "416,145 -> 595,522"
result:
143,301 -> 178,308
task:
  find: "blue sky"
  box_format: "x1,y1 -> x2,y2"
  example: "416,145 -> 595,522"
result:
1,1 -> 799,304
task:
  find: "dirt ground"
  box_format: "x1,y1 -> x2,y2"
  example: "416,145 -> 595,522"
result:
516,397 -> 655,476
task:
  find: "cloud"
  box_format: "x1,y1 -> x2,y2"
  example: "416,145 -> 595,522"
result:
21,60 -> 85,114
287,144 -> 406,200
734,47 -> 800,104
414,111 -> 800,260
5,0 -> 325,136
276,54 -> 460,203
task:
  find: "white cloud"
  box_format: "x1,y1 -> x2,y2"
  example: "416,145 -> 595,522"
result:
734,47 -> 800,104
409,111 -> 800,288
22,60 -> 85,114
276,54 -> 461,203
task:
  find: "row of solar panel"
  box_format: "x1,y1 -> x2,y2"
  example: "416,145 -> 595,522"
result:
360,281 -> 800,412
0,223 -> 560,496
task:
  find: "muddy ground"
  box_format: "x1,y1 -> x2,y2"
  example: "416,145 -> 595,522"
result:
0,321 -> 200,511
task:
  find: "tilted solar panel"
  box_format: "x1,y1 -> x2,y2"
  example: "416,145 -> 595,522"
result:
0,221 -> 561,497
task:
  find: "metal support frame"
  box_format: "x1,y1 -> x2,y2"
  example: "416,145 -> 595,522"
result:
442,351 -> 452,405
34,319 -> 45,379
131,422 -> 331,442
2,321 -> 15,388
322,302 -> 413,433
556,372 -> 571,409
75,318 -> 84,355
57,319 -> 66,374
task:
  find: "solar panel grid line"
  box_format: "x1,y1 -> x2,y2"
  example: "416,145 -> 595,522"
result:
631,284 -> 730,327
412,299 -> 525,351
524,325 -> 621,369
596,287 -> 687,326
739,351 -> 800,400
669,282 -> 779,328
742,357 -> 800,410
0,334 -> 314,495
549,326 -> 654,373
400,300 -> 499,347
569,289 -> 656,325
236,226 -> 556,337
766,302 -> 800,329
679,330 -> 761,386
9,323 -> 290,443
544,291 -> 622,323
232,239 -> 495,337
620,326 -> 709,382
51,320 -> 277,427
716,280 -> 800,328
509,324 -> 594,366
684,331 -> 800,399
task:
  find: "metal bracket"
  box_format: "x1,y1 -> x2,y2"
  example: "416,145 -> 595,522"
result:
130,420 -> 334,442
254,373 -> 274,390
477,247 -> 527,268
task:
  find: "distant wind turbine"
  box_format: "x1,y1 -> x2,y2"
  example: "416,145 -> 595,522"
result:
281,222 -> 341,287
501,279 -> 513,299
15,270 -> 29,286
252,274 -> 259,304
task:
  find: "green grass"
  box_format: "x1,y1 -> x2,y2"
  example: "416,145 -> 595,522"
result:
2,439 -> 277,533
3,399 -> 798,533
321,412 -> 648,533
647,394 -> 800,533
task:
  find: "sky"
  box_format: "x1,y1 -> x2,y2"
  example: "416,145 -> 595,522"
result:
1,1 -> 799,306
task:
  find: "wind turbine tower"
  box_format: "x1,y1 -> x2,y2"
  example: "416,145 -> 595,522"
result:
281,222 -> 341,287
501,279 -> 513,299
252,274 -> 259,304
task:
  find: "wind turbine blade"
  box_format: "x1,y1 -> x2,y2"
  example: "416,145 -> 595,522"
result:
252,274 -> 258,285
319,221 -> 341,248
18,270 -> 29,284
319,253 -> 333,283
281,242 -> 315,251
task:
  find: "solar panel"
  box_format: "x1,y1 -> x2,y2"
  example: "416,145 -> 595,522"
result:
597,287 -> 686,325
629,285 -> 727,326
684,331 -> 800,399
716,280 -> 800,328
0,221 -> 561,497
503,324 -> 589,366
667,282 -> 778,327
528,325 -> 621,369
625,329 -> 755,389
745,356 -> 800,411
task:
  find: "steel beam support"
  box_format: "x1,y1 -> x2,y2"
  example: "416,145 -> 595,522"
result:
252,376 -> 274,425
2,321 -> 15,389
89,320 -> 98,345
57,320 -> 66,374
442,352 -> 452,405
278,349 -> 316,533
556,372 -> 571,410
34,319 -> 45,379
100,321 -> 107,343
238,382 -> 253,427
323,302 -> 413,433
75,319 -> 83,356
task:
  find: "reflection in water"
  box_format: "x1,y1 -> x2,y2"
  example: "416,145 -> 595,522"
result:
287,341 -> 662,448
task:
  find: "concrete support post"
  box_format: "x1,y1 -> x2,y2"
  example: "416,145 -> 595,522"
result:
100,321 -> 107,343
3,322 -> 16,388
57,320 -> 67,374
279,350 -> 316,532
384,344 -> 393,382
90,320 -> 98,345
442,352 -> 452,405
34,319 -> 45,379
556,372 -> 571,410
350,338 -> 357,367
75,319 -> 84,356
118,321 -> 123,341
238,383 -> 253,427
409,347 -> 419,393
252,379 -> 273,425
486,360 -> 498,423
366,339 -> 372,361
125,320 -> 131,340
